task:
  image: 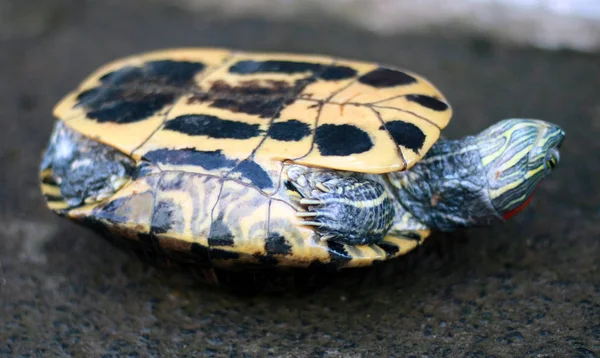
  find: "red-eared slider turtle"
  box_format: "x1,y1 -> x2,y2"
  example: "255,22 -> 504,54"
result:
39,48 -> 565,282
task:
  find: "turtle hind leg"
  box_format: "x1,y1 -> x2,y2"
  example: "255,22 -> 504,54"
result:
286,165 -> 394,246
40,121 -> 135,208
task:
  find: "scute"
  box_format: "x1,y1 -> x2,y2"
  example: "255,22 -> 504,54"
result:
52,47 -> 452,176
53,49 -> 230,153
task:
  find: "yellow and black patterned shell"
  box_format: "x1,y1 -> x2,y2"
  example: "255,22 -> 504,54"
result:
54,48 -> 452,175
46,48 -> 453,270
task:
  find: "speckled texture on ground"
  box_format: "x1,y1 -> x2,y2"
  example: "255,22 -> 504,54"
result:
1,0 -> 599,356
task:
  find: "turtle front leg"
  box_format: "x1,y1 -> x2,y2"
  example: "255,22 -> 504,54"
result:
286,165 -> 395,245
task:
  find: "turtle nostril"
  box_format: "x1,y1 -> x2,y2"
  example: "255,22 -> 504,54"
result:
547,125 -> 565,149
557,129 -> 566,148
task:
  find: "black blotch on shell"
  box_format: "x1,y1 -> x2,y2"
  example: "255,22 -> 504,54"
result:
229,60 -> 319,74
315,124 -> 373,156
76,87 -> 175,124
158,172 -> 186,191
234,159 -> 273,190
406,94 -> 449,111
210,97 -> 287,119
98,60 -> 205,87
401,231 -> 422,241
142,60 -> 206,86
41,175 -> 58,185
151,200 -> 183,235
93,197 -> 130,223
228,60 -> 357,81
268,119 -> 311,142
143,148 -> 273,190
326,241 -> 352,263
75,60 -> 205,124
358,68 -> 417,87
284,180 -> 298,193
164,114 -> 263,139
381,120 -> 427,153
265,232 -> 292,255
377,242 -> 400,257
144,148 -> 237,170
132,162 -> 158,181
209,215 -> 235,246
188,79 -> 300,119
318,65 -> 357,80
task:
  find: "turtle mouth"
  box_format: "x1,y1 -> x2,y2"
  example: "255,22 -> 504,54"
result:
40,121 -> 134,208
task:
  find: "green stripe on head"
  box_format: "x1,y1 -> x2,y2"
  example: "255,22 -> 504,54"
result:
475,118 -> 565,218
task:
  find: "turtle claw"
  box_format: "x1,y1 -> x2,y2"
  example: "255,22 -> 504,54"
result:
299,220 -> 323,227
315,182 -> 330,192
319,234 -> 336,242
296,211 -> 318,218
299,198 -> 323,206
110,175 -> 129,192
286,164 -> 393,246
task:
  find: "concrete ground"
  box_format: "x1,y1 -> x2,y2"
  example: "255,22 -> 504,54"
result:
1,0 -> 599,356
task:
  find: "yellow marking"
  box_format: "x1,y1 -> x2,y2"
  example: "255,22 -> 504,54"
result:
269,200 -> 326,265
333,228 -> 431,268
66,116 -> 166,157
40,184 -> 61,196
40,168 -> 54,179
489,164 -> 544,198
339,92 -> 362,116
480,122 -> 533,167
150,173 -> 221,246
160,190 -> 195,240
497,146 -> 531,172
502,193 -> 529,210
47,201 -> 71,210
216,180 -> 269,247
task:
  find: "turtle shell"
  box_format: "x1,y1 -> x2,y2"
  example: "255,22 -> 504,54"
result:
53,48 -> 452,175
43,48 -> 452,276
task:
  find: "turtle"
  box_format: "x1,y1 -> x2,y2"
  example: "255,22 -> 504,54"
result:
39,48 -> 565,285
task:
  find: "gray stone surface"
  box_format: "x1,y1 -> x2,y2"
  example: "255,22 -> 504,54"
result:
1,0 -> 599,356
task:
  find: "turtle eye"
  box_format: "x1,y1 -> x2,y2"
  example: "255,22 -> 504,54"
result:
545,150 -> 558,170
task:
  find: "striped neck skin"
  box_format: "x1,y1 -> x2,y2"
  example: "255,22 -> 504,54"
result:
387,118 -> 565,231
476,118 -> 565,220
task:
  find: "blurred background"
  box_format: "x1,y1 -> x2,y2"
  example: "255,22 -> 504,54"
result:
3,0 -> 600,51
179,0 -> 600,51
1,0 -> 599,357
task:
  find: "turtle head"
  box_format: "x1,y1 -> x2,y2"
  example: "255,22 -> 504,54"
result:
475,118 -> 565,220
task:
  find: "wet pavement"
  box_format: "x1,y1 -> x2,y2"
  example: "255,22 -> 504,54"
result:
1,0 -> 599,356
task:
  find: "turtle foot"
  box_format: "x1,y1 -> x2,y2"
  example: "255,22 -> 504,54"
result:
286,165 -> 394,246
